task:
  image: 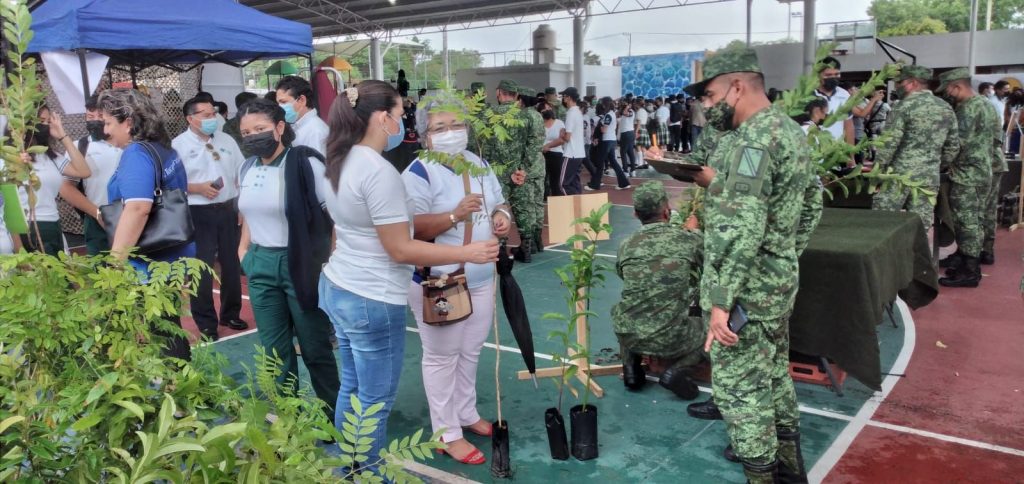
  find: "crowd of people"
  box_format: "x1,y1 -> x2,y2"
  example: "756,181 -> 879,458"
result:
1,41 -> 1022,482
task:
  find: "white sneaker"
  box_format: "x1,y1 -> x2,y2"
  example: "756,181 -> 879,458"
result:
583,185 -> 598,191
615,184 -> 632,190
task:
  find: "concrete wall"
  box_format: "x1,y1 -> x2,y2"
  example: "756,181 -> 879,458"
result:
455,63 -> 622,102
757,29 -> 1024,90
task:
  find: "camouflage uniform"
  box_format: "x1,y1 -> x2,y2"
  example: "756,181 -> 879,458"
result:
871,65 -> 960,231
685,46 -> 822,481
613,182 -> 704,364
939,69 -> 997,259
545,87 -> 567,120
481,80 -> 545,244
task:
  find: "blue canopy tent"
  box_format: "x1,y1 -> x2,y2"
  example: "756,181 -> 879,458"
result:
24,0 -> 313,101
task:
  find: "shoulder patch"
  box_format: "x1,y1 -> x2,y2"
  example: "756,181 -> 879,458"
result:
407,160 -> 430,183
736,146 -> 766,178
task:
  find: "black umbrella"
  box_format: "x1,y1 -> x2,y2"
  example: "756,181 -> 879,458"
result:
497,241 -> 537,387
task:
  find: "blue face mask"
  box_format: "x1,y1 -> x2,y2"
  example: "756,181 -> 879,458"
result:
200,118 -> 218,135
282,102 -> 299,124
384,113 -> 404,151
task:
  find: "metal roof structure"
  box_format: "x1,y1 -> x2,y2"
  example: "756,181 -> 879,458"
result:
239,0 -> 734,38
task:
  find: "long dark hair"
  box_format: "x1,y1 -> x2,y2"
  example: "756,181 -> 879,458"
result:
325,80 -> 399,192
237,98 -> 296,148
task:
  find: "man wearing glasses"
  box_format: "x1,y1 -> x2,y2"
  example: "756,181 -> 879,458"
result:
172,95 -> 250,341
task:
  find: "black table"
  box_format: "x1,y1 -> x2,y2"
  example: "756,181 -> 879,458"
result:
790,208 -> 939,391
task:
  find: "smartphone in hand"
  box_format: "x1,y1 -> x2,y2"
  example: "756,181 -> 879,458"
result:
727,303 -> 748,334
210,177 -> 224,189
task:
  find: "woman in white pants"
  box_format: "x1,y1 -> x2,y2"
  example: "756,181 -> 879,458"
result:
402,93 -> 512,466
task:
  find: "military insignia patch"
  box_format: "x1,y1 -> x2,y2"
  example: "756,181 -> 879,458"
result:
737,146 -> 765,178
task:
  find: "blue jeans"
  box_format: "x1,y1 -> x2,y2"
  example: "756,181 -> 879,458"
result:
318,275 -> 406,476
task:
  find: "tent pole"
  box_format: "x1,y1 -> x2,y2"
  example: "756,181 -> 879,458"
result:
130,66 -> 138,89
77,49 -> 91,106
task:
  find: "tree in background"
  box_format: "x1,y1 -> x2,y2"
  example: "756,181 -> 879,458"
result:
869,0 -> 1024,36
584,50 -> 601,66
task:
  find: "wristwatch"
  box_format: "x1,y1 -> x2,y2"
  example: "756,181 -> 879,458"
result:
448,212 -> 459,227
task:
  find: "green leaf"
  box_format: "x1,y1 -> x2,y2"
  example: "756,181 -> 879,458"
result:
113,400 -> 145,420
0,416 -> 25,434
200,422 -> 247,444
71,412 -> 104,432
154,441 -> 206,458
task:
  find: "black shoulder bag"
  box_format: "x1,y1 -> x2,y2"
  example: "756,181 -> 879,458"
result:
100,142 -> 195,255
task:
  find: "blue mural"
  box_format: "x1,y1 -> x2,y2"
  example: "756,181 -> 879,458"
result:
618,51 -> 705,98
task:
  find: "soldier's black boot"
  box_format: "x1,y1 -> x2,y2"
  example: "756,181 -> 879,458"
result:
621,349 -> 646,391
939,256 -> 981,288
658,362 -> 699,400
724,444 -> 739,462
979,250 -> 994,265
939,251 -> 962,271
533,228 -> 544,253
686,398 -> 723,420
513,233 -> 532,263
776,427 -> 808,484
742,459 -> 781,484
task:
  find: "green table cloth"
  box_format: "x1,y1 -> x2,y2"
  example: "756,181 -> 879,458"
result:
790,208 -> 939,390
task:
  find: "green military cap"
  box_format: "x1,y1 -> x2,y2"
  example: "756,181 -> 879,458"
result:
633,181 -> 669,214
469,81 -> 485,93
936,67 -> 970,93
684,45 -> 761,97
897,64 -> 933,83
497,79 -> 519,92
545,87 -> 557,95
516,85 -> 534,96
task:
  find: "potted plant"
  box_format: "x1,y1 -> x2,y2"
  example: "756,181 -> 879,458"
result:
544,203 -> 612,461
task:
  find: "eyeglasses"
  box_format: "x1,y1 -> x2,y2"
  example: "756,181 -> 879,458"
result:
427,123 -> 467,135
204,143 -> 221,161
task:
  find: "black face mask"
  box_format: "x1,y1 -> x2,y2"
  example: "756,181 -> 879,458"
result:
86,120 -> 106,141
822,78 -> 840,92
34,123 -> 50,146
242,130 -> 280,159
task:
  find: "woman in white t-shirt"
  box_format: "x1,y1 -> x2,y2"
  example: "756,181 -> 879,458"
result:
618,101 -> 637,174
401,93 -> 512,465
541,109 -> 566,197
19,106 -> 91,255
318,82 -> 499,476
584,97 -> 630,190
236,98 -> 340,416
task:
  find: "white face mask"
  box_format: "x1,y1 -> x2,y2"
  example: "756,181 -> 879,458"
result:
430,129 -> 468,155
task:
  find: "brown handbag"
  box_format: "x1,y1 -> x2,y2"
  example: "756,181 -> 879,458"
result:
420,172 -> 474,326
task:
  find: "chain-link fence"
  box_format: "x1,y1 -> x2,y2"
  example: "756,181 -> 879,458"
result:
42,63 -> 201,239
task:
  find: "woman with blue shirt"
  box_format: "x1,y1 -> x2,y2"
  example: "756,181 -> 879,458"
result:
318,81 -> 499,477
235,98 -> 340,415
99,88 -> 194,360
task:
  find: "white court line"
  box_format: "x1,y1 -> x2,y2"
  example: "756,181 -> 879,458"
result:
197,328 -> 259,347
544,247 -> 617,259
808,298 -> 917,482
864,420 -> 1024,458
212,288 -> 249,301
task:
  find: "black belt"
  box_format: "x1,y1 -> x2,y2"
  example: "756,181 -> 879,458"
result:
191,198 -> 237,210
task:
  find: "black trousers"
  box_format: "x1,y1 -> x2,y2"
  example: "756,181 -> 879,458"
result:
189,201 -> 242,336
559,157 -> 584,195
619,131 -> 637,171
544,151 -> 565,197
668,125 -> 682,152
588,140 -> 630,189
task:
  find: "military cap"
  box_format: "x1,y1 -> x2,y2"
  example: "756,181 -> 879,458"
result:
497,79 -> 519,92
684,45 -> 761,97
469,81 -> 485,93
936,67 -> 970,93
633,181 -> 669,214
896,64 -> 933,83
516,85 -> 534,96
545,87 -> 557,95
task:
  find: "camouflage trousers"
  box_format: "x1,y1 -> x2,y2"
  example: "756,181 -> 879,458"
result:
983,172 -> 1004,253
949,181 -> 987,257
499,167 -> 545,236
872,180 -> 939,232
711,317 -> 798,465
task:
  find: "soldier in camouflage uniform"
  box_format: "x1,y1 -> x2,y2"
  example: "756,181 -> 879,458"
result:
612,181 -> 704,399
545,87 -> 567,120
936,68 -> 998,288
683,45 -> 822,483
481,80 -> 545,262
871,65 -> 960,232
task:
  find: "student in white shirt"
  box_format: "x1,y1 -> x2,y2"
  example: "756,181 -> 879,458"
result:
317,82 -> 498,475
59,94 -> 123,255
275,75 -> 329,156
654,97 -> 671,149
20,105 -> 92,255
584,97 -> 631,190
618,100 -> 637,173
814,56 -> 856,167
558,87 -> 586,195
173,96 -> 249,341
541,108 -> 566,197
236,98 -> 339,416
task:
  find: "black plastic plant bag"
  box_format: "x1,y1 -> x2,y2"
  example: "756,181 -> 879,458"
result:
545,407 -> 570,460
570,404 -> 598,461
491,419 -> 512,478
